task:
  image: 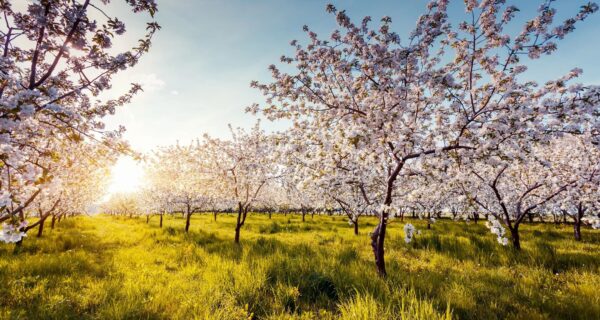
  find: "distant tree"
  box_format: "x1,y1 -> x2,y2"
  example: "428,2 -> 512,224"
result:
102,192 -> 140,218
145,144 -> 214,233
204,123 -> 280,243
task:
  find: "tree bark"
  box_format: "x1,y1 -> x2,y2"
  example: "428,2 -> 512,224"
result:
37,216 -> 47,237
301,208 -> 306,222
146,215 -> 150,223
159,213 -> 163,228
573,203 -> 585,241
353,220 -> 359,235
527,211 -> 534,223
234,203 -> 244,244
371,213 -> 387,277
213,211 -> 217,222
510,226 -> 521,250
427,212 -> 431,229
51,214 -> 56,229
185,209 -> 191,233
234,224 -> 241,243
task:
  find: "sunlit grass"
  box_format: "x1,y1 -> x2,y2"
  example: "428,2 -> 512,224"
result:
1,214 -> 598,319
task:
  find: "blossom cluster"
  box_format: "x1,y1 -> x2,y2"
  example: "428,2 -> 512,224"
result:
0,221 -> 28,243
486,216 -> 509,246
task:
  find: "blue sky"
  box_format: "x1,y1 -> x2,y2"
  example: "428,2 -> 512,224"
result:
104,0 -> 600,153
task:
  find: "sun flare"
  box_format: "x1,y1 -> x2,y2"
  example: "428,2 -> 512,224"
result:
106,157 -> 144,195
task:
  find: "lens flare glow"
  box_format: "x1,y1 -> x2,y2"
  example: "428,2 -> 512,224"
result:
107,157 -> 144,195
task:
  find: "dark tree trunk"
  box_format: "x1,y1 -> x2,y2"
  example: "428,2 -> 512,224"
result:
301,208 -> 306,222
311,211 -> 314,219
371,213 -> 387,277
51,214 -> 56,229
527,211 -> 534,223
353,220 -> 359,235
37,216 -> 47,237
510,226 -> 521,250
213,211 -> 217,221
185,210 -> 191,233
234,203 -> 246,244
159,213 -> 163,228
573,203 -> 585,241
57,215 -> 62,223
234,224 -> 241,243
473,212 -> 479,224
427,212 -> 431,229
146,215 -> 150,223
268,211 -> 272,219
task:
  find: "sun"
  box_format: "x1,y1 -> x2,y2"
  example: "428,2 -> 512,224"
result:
106,157 -> 144,195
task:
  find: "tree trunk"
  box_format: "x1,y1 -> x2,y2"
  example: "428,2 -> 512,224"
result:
574,204 -> 585,241
159,213 -> 163,228
301,208 -> 306,222
213,211 -> 217,221
268,211 -> 272,219
510,226 -> 521,250
37,216 -> 47,237
427,212 -> 431,229
185,211 -> 191,233
234,203 -> 243,244
57,215 -> 62,223
353,220 -> 359,235
51,214 -> 56,229
473,212 -> 479,224
371,213 -> 387,277
527,211 -> 534,223
234,225 -> 241,243
146,215 -> 150,223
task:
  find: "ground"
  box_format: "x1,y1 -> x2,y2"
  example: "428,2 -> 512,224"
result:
0,214 -> 599,320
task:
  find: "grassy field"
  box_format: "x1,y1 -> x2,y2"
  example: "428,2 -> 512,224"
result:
0,214 -> 599,320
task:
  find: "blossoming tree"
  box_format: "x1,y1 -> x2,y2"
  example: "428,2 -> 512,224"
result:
0,0 -> 159,236
203,123 -> 280,243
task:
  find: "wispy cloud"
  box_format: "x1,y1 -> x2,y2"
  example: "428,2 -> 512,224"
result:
131,73 -> 166,92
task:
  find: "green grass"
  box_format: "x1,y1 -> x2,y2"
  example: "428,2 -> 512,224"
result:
1,214 -> 599,319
